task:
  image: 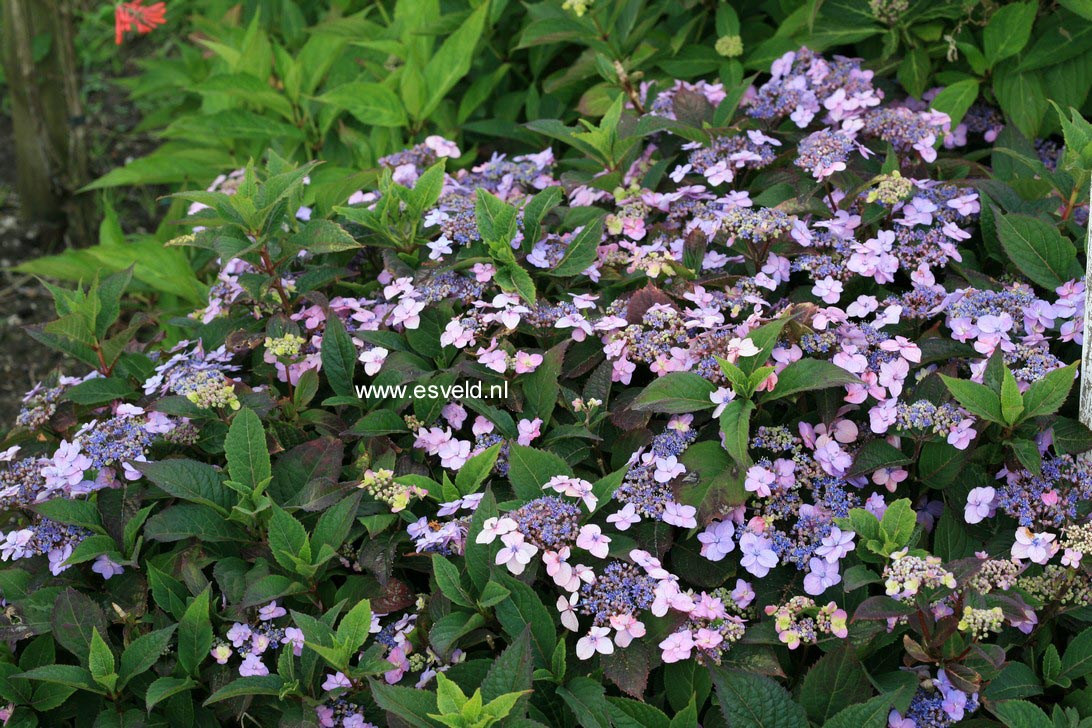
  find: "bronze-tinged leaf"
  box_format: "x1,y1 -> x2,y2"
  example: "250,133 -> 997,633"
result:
609,390 -> 652,432
372,577 -> 416,614
625,284 -> 677,325
604,641 -> 651,699
672,87 -> 715,127
225,330 -> 265,354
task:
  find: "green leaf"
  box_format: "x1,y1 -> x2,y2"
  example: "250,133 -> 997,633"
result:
548,216 -> 605,278
268,504 -> 312,568
481,628 -> 533,702
719,399 -> 755,469
507,445 -> 573,501
371,680 -> 442,727
983,2 -> 1037,66
178,589 -> 213,677
225,408 -> 271,493
846,440 -> 912,478
609,697 -> 671,728
993,66 -> 1048,139
203,675 -> 287,705
1051,417 -> 1092,455
16,665 -> 104,695
1000,366 -> 1025,425
63,376 -> 135,405
319,81 -> 407,127
711,667 -> 808,728
321,314 -> 357,397
118,626 -> 175,690
145,504 -> 248,543
928,79 -> 979,129
433,556 -> 475,609
522,187 -> 562,248
145,676 -> 196,712
88,629 -> 115,685
822,691 -> 907,728
632,372 -> 717,413
290,219 -> 361,254
137,459 -> 233,513
983,662 -> 1043,701
336,599 -> 373,652
879,499 -> 917,550
51,589 -> 109,663
761,359 -> 860,402
799,645 -> 873,724
940,375 -> 1004,424
1059,625 -> 1092,683
1021,363 -> 1078,420
988,700 -> 1053,728
421,3 -> 489,120
558,677 -> 612,728
494,574 -> 556,669
454,444 -> 500,498
995,210 -> 1078,290
475,189 -> 518,246
897,48 -> 930,99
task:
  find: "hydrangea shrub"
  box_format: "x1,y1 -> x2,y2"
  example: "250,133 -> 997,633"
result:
2,48 -> 1092,727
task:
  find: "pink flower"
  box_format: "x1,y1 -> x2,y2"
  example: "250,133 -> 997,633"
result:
259,601 -> 287,620
475,516 -> 518,544
812,276 -> 843,304
517,418 -> 543,446
609,614 -> 646,647
745,465 -> 775,497
496,532 -> 538,575
803,557 -> 841,595
576,524 -> 611,558
607,504 -> 641,531
358,347 -> 388,375
693,628 -> 723,651
558,593 -> 580,631
653,455 -> 685,483
514,351 -> 543,374
659,630 -> 694,663
576,626 -> 614,660
739,532 -> 778,577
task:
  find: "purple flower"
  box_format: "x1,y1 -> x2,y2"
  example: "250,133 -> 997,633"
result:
238,654 -> 268,677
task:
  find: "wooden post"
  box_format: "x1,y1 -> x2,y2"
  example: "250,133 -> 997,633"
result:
0,0 -> 94,248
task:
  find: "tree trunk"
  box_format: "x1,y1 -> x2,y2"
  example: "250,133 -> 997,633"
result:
1,0 -> 94,248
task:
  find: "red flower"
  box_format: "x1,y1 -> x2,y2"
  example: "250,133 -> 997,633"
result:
115,1 -> 167,45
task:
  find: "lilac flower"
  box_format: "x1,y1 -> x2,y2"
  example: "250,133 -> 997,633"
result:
238,654 -> 268,677
91,555 -> 124,580
739,532 -> 778,577
964,486 -> 996,524
259,601 -> 287,620
803,557 -> 841,595
1010,528 -> 1057,565
662,502 -> 697,528
814,527 -> 855,562
697,520 -> 735,561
